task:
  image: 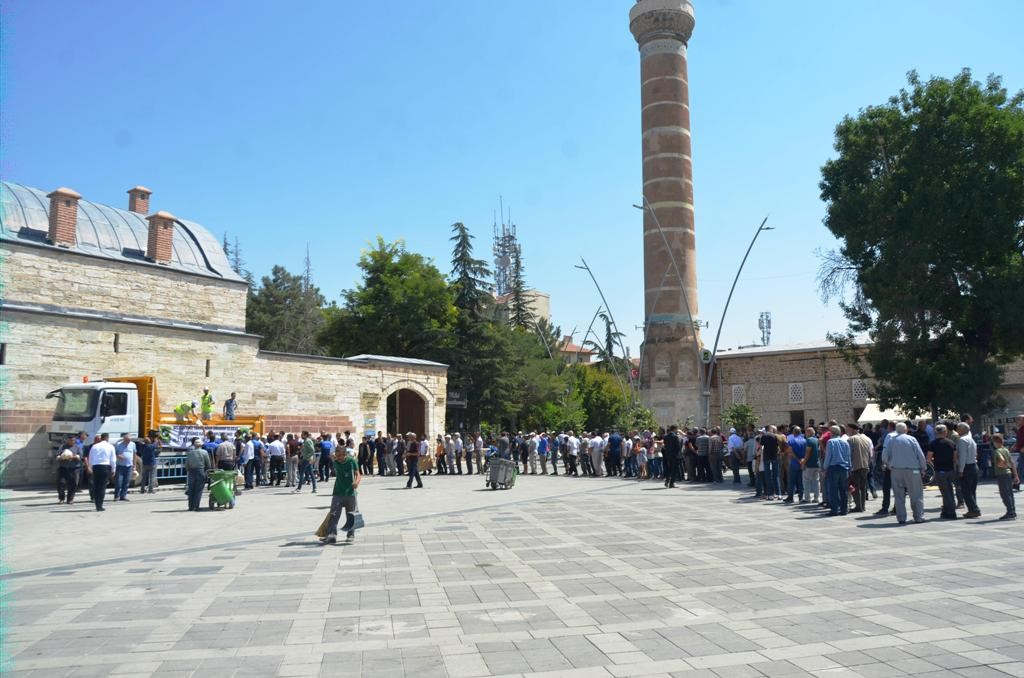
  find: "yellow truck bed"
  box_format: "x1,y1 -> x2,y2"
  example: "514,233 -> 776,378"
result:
108,375 -> 264,437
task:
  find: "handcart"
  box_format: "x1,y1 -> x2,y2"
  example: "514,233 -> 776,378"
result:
488,457 -> 517,490
208,469 -> 237,509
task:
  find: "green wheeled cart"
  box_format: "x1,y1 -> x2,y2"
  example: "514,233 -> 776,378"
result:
487,457 -> 518,490
208,470 -> 237,509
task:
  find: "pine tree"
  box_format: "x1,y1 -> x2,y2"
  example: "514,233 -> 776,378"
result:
247,265 -> 326,354
508,245 -> 532,330
449,222 -> 491,318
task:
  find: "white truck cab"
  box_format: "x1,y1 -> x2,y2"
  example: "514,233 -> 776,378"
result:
46,381 -> 140,446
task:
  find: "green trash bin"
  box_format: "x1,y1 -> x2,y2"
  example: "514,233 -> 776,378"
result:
208,470 -> 236,509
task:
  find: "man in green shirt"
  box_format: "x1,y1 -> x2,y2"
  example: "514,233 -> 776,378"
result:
322,444 -> 361,543
992,433 -> 1018,520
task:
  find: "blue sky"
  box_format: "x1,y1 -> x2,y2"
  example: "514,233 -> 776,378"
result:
3,0 -> 1022,356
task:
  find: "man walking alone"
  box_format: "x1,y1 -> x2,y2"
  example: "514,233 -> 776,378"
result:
405,433 -> 423,489
322,443 -> 361,544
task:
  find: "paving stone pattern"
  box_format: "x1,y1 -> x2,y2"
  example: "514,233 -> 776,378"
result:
3,478 -> 1024,677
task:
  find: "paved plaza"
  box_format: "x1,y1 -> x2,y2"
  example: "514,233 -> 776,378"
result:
2,473 -> 1023,678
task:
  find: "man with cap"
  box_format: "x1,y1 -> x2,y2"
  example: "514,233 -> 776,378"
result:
199,387 -> 216,421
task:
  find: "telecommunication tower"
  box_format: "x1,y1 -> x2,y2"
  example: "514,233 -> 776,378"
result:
758,311 -> 772,346
492,199 -> 520,297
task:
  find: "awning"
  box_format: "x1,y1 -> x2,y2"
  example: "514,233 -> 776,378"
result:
857,401 -> 953,425
857,401 -> 914,425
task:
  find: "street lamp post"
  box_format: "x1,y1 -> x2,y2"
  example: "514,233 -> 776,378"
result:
635,202 -> 773,427
702,216 -> 773,426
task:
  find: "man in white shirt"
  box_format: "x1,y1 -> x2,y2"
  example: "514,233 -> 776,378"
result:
623,435 -> 635,477
527,433 -> 539,475
590,434 -> 605,478
568,432 -> 581,477
453,433 -> 465,475
472,433 -> 483,475
240,434 -> 255,490
88,433 -> 117,511
267,435 -> 286,486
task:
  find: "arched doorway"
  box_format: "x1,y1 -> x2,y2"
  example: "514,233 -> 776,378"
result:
386,389 -> 426,438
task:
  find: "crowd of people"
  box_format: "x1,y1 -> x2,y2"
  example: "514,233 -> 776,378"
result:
53,413 -> 1024,525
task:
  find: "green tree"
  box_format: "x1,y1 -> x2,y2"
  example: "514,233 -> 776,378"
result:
533,317 -> 562,361
507,246 -> 532,329
819,70 -> 1024,418
223,232 -> 254,287
444,222 -> 508,430
617,404 -> 659,433
569,364 -> 629,431
721,403 -> 759,433
319,238 -> 457,360
246,265 -> 325,354
449,222 -> 491,318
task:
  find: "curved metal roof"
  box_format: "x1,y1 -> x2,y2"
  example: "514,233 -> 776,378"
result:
0,180 -> 242,282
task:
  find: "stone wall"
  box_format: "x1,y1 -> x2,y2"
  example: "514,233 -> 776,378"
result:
0,309 -> 446,486
1,243 -> 248,330
710,347 -> 867,426
710,345 -> 1024,429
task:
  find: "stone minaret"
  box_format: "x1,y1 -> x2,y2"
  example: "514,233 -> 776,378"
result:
630,0 -> 702,426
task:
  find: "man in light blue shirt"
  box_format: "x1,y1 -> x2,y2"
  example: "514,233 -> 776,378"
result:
823,426 -> 851,516
728,428 -> 745,484
882,422 -> 928,524
113,434 -> 137,502
956,422 -> 980,518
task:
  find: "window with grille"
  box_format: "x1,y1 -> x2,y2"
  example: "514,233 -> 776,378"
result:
731,384 -> 746,405
788,382 -> 804,404
852,378 -> 869,400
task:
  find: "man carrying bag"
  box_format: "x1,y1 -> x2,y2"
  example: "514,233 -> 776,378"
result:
318,443 -> 362,544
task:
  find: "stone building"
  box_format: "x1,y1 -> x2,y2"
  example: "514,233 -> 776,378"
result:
0,181 -> 447,486
493,288 -> 551,326
709,341 -> 1024,432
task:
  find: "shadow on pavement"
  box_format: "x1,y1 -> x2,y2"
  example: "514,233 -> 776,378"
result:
857,521 -> 915,528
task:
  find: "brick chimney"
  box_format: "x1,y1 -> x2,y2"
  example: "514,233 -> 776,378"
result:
145,211 -> 176,264
46,187 -> 82,247
127,186 -> 152,214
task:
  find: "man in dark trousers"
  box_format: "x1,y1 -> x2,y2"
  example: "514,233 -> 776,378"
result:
87,433 -> 116,512
663,426 -> 682,488
405,433 -> 423,489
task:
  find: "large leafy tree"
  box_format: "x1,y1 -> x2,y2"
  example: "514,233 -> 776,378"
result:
246,265 -> 326,354
820,70 -> 1024,418
319,238 -> 456,359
